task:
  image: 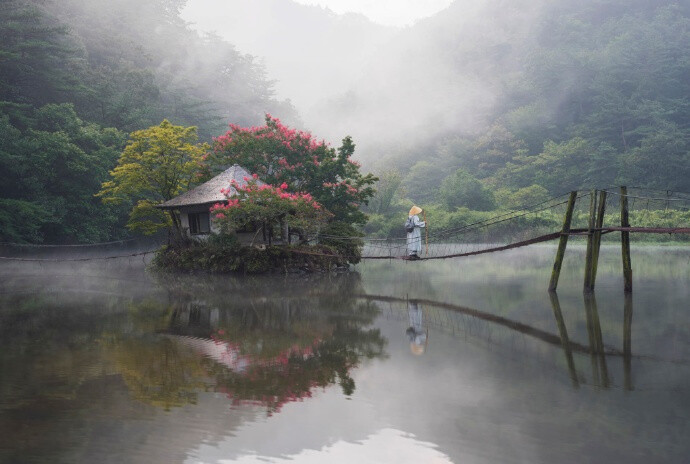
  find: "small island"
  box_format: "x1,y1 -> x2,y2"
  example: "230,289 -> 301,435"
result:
97,116 -> 377,274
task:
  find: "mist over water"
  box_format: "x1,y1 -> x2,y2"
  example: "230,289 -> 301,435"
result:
1,247 -> 689,463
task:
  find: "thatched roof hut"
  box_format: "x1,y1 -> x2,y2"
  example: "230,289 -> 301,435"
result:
156,164 -> 262,237
157,164 -> 262,210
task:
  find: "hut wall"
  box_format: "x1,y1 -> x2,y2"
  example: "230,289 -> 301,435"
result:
178,206 -> 219,238
174,205 -> 274,247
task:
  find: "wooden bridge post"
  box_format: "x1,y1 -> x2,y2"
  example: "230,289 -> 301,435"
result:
620,186 -> 633,293
589,190 -> 607,290
583,190 -> 597,292
549,191 -> 578,291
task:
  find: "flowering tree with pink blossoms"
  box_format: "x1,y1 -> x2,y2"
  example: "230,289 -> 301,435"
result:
209,115 -> 377,229
211,177 -> 332,243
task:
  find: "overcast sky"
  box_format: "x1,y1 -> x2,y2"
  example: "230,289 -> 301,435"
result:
291,0 -> 454,26
183,0 -> 455,27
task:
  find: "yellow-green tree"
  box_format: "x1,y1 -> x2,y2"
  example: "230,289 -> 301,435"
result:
97,120 -> 207,235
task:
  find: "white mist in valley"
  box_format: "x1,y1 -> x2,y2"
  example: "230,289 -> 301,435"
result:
181,0 -> 556,162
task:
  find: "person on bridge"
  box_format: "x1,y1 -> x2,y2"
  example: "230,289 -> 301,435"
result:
405,206 -> 426,259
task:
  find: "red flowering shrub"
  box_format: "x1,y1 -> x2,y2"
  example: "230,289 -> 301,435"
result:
209,115 -> 377,228
211,178 -> 331,240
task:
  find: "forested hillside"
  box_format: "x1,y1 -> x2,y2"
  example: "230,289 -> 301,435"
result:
2,0 -> 689,242
320,0 -> 690,212
0,0 -> 294,243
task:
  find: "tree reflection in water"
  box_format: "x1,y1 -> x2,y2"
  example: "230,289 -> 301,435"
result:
110,274 -> 387,413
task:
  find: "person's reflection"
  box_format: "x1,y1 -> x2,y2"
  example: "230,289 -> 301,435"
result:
406,301 -> 428,355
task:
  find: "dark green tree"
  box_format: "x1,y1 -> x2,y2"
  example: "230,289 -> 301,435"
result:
0,104 -> 127,243
439,168 -> 495,211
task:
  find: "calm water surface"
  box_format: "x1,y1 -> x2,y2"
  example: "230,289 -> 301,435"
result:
1,245 -> 689,463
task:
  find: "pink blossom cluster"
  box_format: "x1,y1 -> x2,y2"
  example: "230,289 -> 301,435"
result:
210,176 -> 324,219
276,157 -> 301,172
322,180 -> 359,195
268,114 -> 326,151
180,326 -> 353,416
212,114 -> 329,154
275,158 -> 304,172
223,381 -> 319,415
212,134 -> 233,150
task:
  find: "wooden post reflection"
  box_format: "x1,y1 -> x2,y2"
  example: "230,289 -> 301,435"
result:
583,293 -> 609,388
623,293 -> 633,391
583,293 -> 599,385
548,291 -> 579,388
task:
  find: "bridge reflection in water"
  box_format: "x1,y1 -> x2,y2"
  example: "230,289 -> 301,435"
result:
357,292 -> 637,391
69,261 -> 680,418
158,287 -> 645,393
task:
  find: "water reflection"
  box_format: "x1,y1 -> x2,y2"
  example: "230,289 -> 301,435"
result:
406,301 -> 428,355
550,292 -> 632,390
110,277 -> 388,413
1,252 -> 689,464
224,428 -> 453,463
624,293 -> 633,391
548,291 -> 579,388
0,272 -> 667,405
583,293 -> 610,388
369,292 -> 646,391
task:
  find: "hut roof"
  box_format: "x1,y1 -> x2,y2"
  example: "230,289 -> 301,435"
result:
157,164 -> 262,209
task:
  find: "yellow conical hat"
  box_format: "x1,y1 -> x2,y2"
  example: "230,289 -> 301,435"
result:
410,342 -> 425,355
409,206 -> 423,216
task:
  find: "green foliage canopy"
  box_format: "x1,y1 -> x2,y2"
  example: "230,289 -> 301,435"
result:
0,104 -> 126,243
0,0 -> 294,243
97,120 -> 207,235
439,168 -> 495,211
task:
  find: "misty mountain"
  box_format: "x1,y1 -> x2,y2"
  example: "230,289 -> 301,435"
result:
182,0 -> 397,111
2,0 -> 689,243
45,0 -> 298,135
0,0 -> 295,243
309,0 -> 557,153
310,0 -> 689,193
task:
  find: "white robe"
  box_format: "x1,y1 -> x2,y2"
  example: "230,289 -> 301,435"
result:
407,302 -> 427,346
406,214 -> 426,256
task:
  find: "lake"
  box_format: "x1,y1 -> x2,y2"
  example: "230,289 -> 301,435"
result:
1,244 -> 688,463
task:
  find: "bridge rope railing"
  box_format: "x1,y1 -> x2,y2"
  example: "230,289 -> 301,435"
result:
595,187 -> 690,238
0,238 -> 142,247
317,187 -> 690,261
0,250 -> 158,262
318,192 -> 584,260
0,235 -> 162,262
1,187 -> 689,264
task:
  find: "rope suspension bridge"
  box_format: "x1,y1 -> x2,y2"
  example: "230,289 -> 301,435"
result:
2,186 -> 689,292
321,186 -> 690,292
